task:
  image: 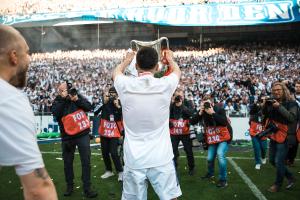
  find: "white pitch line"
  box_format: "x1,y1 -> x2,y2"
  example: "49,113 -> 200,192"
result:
228,158 -> 267,200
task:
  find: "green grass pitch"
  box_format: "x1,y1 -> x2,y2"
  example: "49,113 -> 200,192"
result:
0,142 -> 299,200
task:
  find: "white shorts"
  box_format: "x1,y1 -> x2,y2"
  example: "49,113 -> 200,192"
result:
122,161 -> 182,200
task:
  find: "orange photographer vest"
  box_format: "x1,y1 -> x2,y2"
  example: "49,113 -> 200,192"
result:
297,128 -> 300,143
249,121 -> 267,140
205,126 -> 231,145
61,109 -> 91,135
265,119 -> 288,143
98,119 -> 123,138
170,119 -> 190,135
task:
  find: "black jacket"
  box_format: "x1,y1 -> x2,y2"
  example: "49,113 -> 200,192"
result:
51,94 -> 93,141
170,103 -> 193,120
262,100 -> 298,144
100,101 -> 122,123
249,103 -> 263,124
190,105 -> 228,127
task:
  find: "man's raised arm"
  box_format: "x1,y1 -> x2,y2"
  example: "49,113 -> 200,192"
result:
164,50 -> 181,79
112,51 -> 135,81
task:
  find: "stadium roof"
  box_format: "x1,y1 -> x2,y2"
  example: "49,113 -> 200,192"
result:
1,0 -> 300,27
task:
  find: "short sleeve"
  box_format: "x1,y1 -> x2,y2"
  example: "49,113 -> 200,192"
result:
164,73 -> 179,97
0,94 -> 44,176
114,74 -> 127,100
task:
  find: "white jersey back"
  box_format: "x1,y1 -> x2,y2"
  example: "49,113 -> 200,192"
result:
114,73 -> 179,169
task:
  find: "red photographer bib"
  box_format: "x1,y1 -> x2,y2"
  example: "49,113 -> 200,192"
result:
297,127 -> 300,143
265,119 -> 288,143
205,126 -> 231,144
249,121 -> 267,139
98,119 -> 123,138
170,119 -> 190,135
62,109 -> 91,135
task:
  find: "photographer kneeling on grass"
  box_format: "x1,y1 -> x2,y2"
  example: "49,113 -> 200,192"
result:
259,81 -> 298,192
191,94 -> 231,188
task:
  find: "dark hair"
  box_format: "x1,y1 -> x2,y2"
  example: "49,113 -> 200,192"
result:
294,79 -> 300,85
136,47 -> 158,70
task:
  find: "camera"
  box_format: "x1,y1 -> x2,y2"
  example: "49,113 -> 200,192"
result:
256,121 -> 279,138
204,102 -> 211,109
174,95 -> 182,103
108,87 -> 117,104
265,97 -> 276,106
66,81 -> 77,96
108,93 -> 117,104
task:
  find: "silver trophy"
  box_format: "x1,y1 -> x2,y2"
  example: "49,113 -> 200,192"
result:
125,37 -> 169,77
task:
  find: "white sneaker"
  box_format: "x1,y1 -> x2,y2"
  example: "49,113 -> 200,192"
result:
261,158 -> 267,164
118,172 -> 123,182
101,171 -> 114,179
255,164 -> 261,170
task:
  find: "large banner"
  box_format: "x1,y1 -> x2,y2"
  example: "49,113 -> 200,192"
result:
1,0 -> 300,26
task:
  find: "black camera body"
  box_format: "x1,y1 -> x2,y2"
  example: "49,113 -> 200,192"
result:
174,95 -> 182,103
108,94 -> 116,104
66,81 -> 78,96
204,102 -> 211,109
265,97 -> 276,105
257,121 -> 279,138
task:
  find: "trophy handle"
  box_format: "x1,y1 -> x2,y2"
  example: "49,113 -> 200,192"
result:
158,37 -> 169,50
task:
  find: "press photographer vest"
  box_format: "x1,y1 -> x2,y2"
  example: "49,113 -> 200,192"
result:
297,128 -> 300,143
170,119 -> 190,135
265,119 -> 288,143
98,117 -> 123,138
249,121 -> 267,140
205,126 -> 231,145
61,109 -> 91,135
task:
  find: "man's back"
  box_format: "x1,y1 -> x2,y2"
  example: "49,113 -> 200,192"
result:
115,73 -> 179,169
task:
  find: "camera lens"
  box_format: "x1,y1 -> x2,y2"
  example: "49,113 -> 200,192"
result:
204,102 -> 211,109
174,96 -> 181,102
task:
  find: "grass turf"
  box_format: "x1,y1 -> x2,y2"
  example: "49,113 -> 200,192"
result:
0,142 -> 299,200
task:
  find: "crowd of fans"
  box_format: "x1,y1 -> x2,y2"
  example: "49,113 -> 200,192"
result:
25,43 -> 300,116
0,0 -> 273,16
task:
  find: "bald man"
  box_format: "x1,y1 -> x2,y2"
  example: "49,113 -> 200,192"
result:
0,25 -> 57,200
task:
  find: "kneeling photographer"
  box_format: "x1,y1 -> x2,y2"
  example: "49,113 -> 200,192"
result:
191,94 -> 231,188
259,82 -> 297,192
169,89 -> 195,175
97,87 -> 124,182
51,81 -> 97,198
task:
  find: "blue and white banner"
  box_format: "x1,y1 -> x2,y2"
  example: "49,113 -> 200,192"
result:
1,0 -> 300,26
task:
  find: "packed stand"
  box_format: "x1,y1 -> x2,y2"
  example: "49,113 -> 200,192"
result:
25,43 -> 300,116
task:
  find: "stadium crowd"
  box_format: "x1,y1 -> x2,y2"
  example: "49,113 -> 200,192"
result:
0,0 -> 274,16
25,43 -> 300,115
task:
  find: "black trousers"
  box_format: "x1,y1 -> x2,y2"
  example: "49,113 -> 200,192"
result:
286,142 -> 299,164
171,134 -> 195,170
62,134 -> 91,191
100,136 -> 123,172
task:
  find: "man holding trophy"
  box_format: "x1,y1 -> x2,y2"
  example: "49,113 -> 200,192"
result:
113,38 -> 182,200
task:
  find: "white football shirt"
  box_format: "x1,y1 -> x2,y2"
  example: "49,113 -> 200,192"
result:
0,78 -> 44,176
114,73 -> 179,169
